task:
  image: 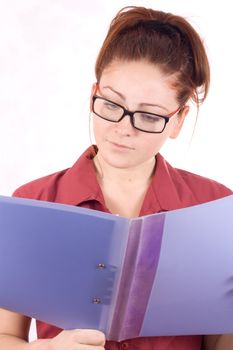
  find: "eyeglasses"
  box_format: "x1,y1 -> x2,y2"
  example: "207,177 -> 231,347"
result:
92,95 -> 182,133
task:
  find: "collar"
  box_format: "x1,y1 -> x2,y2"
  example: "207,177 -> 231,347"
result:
55,146 -> 189,215
55,146 -> 105,206
139,153 -> 187,215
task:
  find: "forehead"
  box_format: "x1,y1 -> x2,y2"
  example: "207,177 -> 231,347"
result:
99,59 -> 178,107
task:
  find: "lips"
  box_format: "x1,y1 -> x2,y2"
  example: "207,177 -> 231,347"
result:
109,140 -> 134,150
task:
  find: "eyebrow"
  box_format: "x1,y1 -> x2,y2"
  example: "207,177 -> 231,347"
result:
101,85 -> 169,112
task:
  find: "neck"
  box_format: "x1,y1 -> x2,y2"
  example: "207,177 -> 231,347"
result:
93,154 -> 156,188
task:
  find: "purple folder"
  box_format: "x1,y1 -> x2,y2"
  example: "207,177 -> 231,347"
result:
0,194 -> 233,340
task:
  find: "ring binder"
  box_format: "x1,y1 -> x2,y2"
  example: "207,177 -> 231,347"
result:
0,194 -> 233,340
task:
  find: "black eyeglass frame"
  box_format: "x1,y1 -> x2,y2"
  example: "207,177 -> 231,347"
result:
92,95 -> 181,134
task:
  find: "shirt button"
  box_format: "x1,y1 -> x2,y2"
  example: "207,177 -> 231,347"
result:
121,342 -> 130,349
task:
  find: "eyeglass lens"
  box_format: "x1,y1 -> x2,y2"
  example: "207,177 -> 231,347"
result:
93,97 -> 168,133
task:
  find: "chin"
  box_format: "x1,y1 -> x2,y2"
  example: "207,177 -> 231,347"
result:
103,154 -> 136,169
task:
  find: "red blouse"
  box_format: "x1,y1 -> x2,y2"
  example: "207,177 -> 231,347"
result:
14,146 -> 232,350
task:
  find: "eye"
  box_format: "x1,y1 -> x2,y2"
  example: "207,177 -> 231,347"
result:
103,101 -> 120,111
139,113 -> 161,123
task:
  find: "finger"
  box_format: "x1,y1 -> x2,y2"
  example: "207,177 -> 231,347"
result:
68,329 -> 106,346
73,346 -> 105,350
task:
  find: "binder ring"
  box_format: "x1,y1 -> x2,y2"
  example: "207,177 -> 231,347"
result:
92,297 -> 101,304
97,263 -> 106,269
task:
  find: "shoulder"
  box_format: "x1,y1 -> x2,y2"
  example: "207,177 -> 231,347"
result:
12,146 -> 98,204
13,168 -> 69,201
173,166 -> 232,203
155,153 -> 232,209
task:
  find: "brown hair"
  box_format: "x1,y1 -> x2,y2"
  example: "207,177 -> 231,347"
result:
95,6 -> 210,107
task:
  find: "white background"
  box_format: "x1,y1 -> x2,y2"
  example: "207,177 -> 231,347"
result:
0,0 -> 232,196
0,0 -> 232,340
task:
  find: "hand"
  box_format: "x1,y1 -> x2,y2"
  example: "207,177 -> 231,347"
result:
203,334 -> 233,350
30,329 -> 106,350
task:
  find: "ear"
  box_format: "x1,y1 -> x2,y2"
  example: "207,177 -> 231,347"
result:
90,82 -> 98,111
169,105 -> 190,139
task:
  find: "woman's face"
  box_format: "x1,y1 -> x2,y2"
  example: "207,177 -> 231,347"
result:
91,59 -> 188,170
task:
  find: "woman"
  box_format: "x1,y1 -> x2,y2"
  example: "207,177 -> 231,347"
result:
0,6 -> 232,350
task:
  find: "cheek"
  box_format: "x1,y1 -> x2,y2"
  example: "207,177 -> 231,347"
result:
92,115 -> 105,137
92,115 -> 115,143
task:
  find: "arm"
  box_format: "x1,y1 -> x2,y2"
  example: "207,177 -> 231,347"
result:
0,308 -> 105,350
203,335 -> 233,350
